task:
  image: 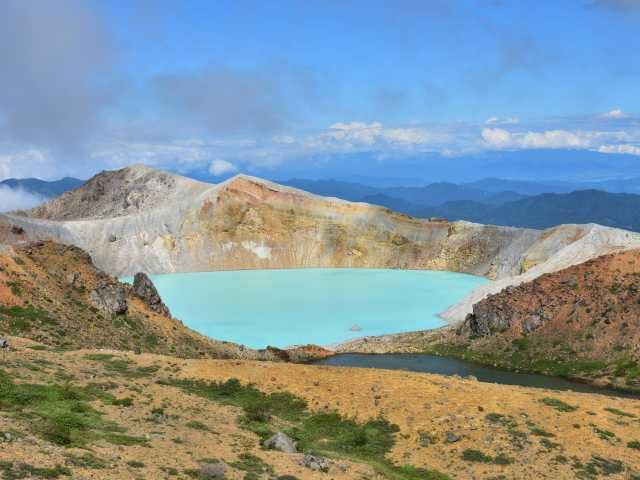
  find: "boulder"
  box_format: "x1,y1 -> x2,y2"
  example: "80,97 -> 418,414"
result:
299,453 -> 330,472
132,272 -> 171,317
263,431 -> 297,453
445,432 -> 460,443
199,460 -> 227,479
90,282 -> 128,316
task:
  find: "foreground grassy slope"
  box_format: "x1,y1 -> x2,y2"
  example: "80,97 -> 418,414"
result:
0,336 -> 638,479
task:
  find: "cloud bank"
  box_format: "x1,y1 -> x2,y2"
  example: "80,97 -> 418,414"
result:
0,186 -> 44,212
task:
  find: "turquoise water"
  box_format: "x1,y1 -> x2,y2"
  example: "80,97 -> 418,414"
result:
127,269 -> 487,349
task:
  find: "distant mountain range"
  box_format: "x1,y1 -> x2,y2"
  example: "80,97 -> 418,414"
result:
0,177 -> 84,198
4,173 -> 640,232
282,178 -> 528,206
283,178 -> 640,232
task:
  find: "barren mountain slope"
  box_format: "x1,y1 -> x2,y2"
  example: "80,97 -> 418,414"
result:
3,165 -> 640,322
25,164 -> 210,220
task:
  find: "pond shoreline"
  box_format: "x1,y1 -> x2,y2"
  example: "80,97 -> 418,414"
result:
309,352 -> 640,398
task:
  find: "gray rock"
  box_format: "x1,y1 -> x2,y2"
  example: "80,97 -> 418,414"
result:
263,431 -> 297,453
132,272 -> 171,317
3,432 -> 12,442
0,338 -> 8,349
199,460 -> 227,478
90,282 -> 128,316
349,324 -> 362,332
299,453 -> 330,472
65,272 -> 78,286
445,432 -> 460,443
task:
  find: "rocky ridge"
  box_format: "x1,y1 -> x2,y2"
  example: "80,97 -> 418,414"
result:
4,165 -> 640,323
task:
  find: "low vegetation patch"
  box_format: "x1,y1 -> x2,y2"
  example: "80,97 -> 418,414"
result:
539,397 -> 578,413
0,461 -> 71,479
63,452 -> 108,469
160,377 -> 450,480
230,453 -> 273,480
185,420 -> 210,431
572,455 -> 624,478
462,449 -> 513,465
0,305 -> 58,333
84,354 -> 160,379
604,407 -> 636,418
0,369 -> 144,448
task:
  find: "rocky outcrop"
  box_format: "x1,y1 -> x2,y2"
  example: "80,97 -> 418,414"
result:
24,164 -> 210,220
131,272 -> 171,317
89,281 -> 128,316
263,431 -> 297,453
3,165 -> 640,324
451,250 -> 640,389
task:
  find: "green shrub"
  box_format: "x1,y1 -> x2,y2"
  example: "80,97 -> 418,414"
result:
186,420 -> 210,431
462,449 -> 513,465
539,397 -> 578,413
110,397 -> 134,407
0,462 -> 71,478
462,449 -> 493,463
604,407 -> 636,418
64,452 -> 107,469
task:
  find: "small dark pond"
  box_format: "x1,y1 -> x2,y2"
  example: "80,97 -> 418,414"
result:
312,354 -> 637,398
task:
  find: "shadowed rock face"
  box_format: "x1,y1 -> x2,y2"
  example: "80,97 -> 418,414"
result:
132,272 -> 171,317
451,249 -> 640,390
90,282 -> 128,316
3,165 -> 640,323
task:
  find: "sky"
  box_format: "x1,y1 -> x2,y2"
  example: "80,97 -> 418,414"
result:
0,0 -> 639,184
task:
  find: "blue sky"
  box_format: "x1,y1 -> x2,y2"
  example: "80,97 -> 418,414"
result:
0,0 -> 639,182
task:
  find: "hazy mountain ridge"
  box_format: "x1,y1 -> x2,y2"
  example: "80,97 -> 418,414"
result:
0,177 -> 84,198
285,178 -> 640,233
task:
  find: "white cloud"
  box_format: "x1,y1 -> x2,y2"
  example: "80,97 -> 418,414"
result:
0,148 -> 53,180
485,116 -> 520,125
322,121 -> 443,146
482,128 -> 591,150
481,128 -> 513,148
208,159 -> 238,176
601,108 -> 629,119
521,130 -> 589,148
598,144 -> 640,156
0,186 -> 45,212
